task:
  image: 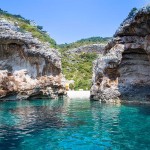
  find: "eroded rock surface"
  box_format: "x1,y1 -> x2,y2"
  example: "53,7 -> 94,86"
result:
0,70 -> 65,100
0,19 -> 65,100
91,7 -> 150,103
67,44 -> 106,54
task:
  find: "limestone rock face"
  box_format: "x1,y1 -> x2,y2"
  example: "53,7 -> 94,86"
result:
91,7 -> 150,103
0,19 -> 65,100
67,44 -> 106,54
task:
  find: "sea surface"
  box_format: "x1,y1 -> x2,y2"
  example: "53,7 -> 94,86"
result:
0,98 -> 150,150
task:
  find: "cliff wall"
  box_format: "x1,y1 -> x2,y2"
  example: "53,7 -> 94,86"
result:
91,7 -> 150,103
0,19 -> 65,100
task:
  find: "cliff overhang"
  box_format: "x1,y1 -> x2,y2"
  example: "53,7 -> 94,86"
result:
90,7 -> 150,103
0,19 -> 65,100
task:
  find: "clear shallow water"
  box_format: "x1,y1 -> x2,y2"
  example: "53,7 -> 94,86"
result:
0,99 -> 150,150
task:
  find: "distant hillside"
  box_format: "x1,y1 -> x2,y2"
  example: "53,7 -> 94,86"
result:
59,38 -> 111,90
0,8 -> 57,48
58,37 -> 111,52
61,50 -> 98,90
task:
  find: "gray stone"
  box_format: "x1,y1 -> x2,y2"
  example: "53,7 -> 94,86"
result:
0,19 -> 65,100
91,6 -> 150,103
67,44 -> 106,54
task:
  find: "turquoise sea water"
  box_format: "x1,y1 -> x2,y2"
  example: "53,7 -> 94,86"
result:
0,99 -> 150,150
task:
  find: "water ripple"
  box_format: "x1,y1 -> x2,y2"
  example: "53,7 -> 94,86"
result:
0,99 -> 149,149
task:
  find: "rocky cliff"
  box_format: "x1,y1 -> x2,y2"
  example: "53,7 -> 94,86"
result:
0,19 -> 65,100
67,44 -> 105,54
91,7 -> 150,103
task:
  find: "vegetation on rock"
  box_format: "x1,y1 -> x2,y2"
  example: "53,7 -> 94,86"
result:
61,52 -> 98,90
0,8 -> 110,90
58,38 -> 110,90
0,9 -> 57,48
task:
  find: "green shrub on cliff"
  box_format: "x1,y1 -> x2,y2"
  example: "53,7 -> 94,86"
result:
128,7 -> 138,18
0,8 -> 57,48
121,7 -> 138,25
61,52 -> 98,90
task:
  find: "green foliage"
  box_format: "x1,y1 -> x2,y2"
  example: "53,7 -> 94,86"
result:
59,37 -> 110,90
61,52 -> 98,90
0,8 -> 57,48
0,8 -> 109,90
59,36 -> 110,90
37,25 -> 43,30
122,7 -> 138,25
128,7 -> 138,18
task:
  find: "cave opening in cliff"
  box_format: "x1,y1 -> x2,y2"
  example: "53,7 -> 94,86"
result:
118,48 -> 150,86
117,48 -> 150,100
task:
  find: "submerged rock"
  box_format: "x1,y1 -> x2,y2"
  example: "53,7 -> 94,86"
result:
0,19 -> 65,100
91,6 -> 150,103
